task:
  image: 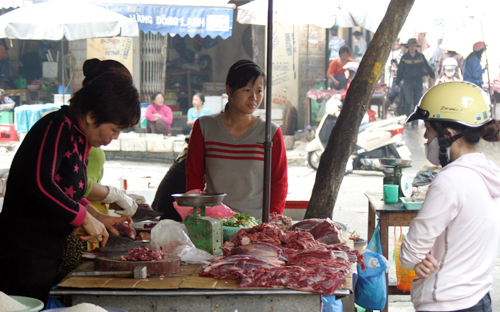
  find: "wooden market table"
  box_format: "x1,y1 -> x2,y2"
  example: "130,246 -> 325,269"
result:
51,233 -> 356,312
51,262 -> 352,312
365,192 -> 420,312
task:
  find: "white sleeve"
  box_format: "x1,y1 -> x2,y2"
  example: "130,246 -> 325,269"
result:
400,173 -> 461,269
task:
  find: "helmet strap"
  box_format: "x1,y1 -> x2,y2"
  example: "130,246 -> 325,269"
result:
435,122 -> 463,167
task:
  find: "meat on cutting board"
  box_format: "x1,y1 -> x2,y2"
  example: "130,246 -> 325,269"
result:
114,223 -> 137,240
119,246 -> 167,261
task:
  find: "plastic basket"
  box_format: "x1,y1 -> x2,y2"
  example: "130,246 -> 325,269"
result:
394,227 -> 418,292
223,226 -> 243,241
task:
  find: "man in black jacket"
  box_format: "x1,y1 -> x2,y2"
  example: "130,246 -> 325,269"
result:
395,38 -> 435,128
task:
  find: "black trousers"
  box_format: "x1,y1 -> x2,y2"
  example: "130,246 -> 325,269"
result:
420,293 -> 492,312
403,79 -> 423,126
0,241 -> 64,306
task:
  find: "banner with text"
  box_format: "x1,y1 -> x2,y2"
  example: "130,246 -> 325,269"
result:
99,4 -> 233,39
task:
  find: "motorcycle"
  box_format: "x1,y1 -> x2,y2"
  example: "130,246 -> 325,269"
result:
305,96 -> 411,175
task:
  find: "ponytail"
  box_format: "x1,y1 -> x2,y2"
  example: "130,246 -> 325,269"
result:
481,120 -> 500,142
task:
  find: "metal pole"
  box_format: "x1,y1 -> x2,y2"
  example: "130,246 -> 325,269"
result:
480,19 -> 493,116
262,0 -> 273,223
61,40 -> 65,103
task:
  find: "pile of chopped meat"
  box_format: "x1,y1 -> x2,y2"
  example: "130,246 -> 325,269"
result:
201,221 -> 364,295
119,246 -> 168,261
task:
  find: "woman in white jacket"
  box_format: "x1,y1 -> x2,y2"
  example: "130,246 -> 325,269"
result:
401,81 -> 500,312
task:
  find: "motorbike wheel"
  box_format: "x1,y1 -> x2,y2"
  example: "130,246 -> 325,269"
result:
307,150 -> 322,170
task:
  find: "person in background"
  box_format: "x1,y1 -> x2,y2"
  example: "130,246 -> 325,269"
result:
328,26 -> 345,62
395,38 -> 435,128
182,92 -> 211,135
353,30 -> 367,60
0,71 -> 141,305
386,39 -> 403,104
434,58 -> 462,85
437,47 -> 464,79
0,89 -> 15,105
327,45 -> 354,90
463,41 -> 488,88
146,92 -> 173,135
186,60 -> 288,219
401,81 -> 500,311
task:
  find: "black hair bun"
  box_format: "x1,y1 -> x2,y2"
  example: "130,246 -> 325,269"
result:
83,58 -> 102,80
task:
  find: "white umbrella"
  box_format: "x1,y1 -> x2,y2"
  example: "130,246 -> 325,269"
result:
237,0 -> 356,28
0,0 -> 139,40
0,0 -> 139,99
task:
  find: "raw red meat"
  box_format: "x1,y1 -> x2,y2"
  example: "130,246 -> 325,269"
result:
269,213 -> 293,231
290,219 -> 323,232
143,222 -> 158,229
286,248 -> 351,275
202,219 -> 363,295
238,266 -> 347,295
224,242 -> 285,260
328,245 -> 365,270
119,247 -> 167,261
227,223 -> 286,247
113,223 -> 137,240
200,255 -> 285,280
309,219 -> 346,245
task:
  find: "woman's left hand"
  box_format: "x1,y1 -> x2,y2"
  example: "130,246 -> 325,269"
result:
414,253 -> 440,278
94,214 -> 133,236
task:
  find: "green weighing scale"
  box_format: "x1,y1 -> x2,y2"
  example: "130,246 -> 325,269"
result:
380,158 -> 413,200
172,193 -> 226,256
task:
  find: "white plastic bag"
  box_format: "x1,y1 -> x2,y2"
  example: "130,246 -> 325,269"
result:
151,220 -> 215,264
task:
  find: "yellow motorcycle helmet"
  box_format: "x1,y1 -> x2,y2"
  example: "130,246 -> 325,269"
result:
406,81 -> 491,127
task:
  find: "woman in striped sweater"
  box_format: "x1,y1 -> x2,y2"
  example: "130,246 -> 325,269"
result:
186,60 -> 288,219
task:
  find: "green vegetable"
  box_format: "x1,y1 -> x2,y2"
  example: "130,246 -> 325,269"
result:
221,213 -> 259,228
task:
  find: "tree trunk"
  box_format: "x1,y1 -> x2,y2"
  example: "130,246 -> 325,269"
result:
305,0 -> 415,219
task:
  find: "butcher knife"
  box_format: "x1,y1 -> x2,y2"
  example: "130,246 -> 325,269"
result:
132,207 -> 163,222
100,234 -> 144,252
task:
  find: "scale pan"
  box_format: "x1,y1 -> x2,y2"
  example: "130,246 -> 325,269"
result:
379,158 -> 412,167
172,193 -> 227,206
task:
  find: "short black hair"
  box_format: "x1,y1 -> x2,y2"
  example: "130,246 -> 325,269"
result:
69,72 -> 140,129
339,45 -> 351,56
226,60 -> 265,92
353,31 -> 362,36
193,92 -> 205,103
151,92 -> 163,103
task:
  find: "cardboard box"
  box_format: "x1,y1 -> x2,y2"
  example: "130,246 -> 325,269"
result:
43,62 -> 58,78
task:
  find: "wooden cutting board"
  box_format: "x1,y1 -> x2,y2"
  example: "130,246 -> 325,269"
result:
94,254 -> 181,275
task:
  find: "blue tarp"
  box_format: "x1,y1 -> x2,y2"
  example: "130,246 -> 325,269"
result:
99,4 -> 233,39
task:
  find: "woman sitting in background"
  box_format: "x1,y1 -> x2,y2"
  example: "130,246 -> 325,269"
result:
146,92 -> 173,135
183,92 -> 211,135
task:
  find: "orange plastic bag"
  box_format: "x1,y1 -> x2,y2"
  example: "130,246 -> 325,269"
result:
394,226 -> 418,292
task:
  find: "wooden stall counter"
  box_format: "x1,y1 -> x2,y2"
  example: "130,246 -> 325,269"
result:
52,233 -> 356,312
365,192 -> 420,312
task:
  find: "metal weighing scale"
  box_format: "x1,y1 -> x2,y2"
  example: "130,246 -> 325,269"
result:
380,158 -> 413,200
172,193 -> 226,256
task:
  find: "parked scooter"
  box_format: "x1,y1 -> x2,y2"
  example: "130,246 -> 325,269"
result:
305,96 -> 411,175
